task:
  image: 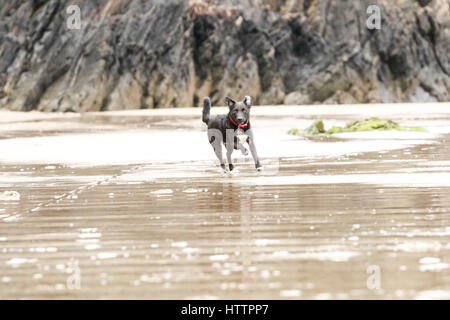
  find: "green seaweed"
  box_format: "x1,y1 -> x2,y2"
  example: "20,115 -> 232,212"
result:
287,128 -> 300,135
288,117 -> 426,137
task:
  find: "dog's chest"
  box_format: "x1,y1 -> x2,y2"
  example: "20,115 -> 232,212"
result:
235,128 -> 248,144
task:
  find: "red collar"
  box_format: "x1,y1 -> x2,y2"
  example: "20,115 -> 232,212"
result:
229,116 -> 248,128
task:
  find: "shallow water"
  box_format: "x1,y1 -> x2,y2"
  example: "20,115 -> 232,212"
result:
1,104 -> 450,299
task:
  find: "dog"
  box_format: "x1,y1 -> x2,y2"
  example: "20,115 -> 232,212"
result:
202,95 -> 262,172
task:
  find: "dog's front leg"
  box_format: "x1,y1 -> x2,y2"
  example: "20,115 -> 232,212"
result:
226,144 -> 234,171
225,129 -> 236,171
247,129 -> 263,171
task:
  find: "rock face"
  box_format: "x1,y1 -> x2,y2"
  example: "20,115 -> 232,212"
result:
0,0 -> 448,111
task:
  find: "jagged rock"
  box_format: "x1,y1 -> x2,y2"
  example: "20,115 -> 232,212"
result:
0,0 -> 448,111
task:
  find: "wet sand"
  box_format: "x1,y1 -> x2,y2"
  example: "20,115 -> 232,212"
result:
1,103 -> 450,299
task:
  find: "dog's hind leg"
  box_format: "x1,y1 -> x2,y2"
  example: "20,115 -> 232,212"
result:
215,147 -> 227,172
208,128 -> 227,172
212,142 -> 226,172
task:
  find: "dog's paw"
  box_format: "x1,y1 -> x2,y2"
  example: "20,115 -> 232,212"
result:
241,148 -> 249,156
256,166 -> 264,172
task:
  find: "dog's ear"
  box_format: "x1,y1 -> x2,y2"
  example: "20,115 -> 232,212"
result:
225,96 -> 236,109
243,96 -> 252,107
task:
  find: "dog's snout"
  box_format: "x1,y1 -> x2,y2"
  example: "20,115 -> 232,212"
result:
236,112 -> 245,123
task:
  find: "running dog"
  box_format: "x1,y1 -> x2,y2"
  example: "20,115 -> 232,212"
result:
202,96 -> 262,172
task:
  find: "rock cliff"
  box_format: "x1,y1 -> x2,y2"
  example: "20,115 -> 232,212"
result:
0,0 -> 448,111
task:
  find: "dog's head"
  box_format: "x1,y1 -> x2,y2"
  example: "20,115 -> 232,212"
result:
226,96 -> 252,125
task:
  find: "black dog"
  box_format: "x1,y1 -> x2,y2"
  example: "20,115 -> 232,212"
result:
202,96 -> 262,172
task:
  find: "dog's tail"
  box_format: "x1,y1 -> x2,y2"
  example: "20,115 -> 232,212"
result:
202,97 -> 211,124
